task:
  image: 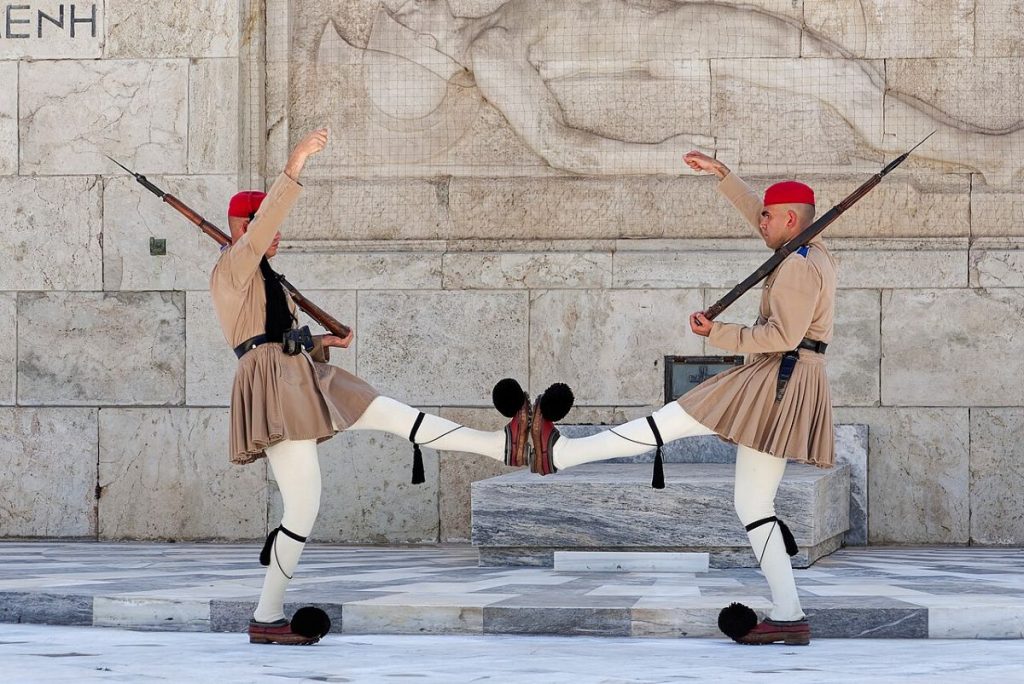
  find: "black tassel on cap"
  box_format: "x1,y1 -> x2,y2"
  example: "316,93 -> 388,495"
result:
409,412 -> 426,485
646,416 -> 665,489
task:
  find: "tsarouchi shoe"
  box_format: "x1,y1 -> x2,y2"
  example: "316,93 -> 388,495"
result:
247,619 -> 319,645
492,378 -> 531,468
530,383 -> 574,475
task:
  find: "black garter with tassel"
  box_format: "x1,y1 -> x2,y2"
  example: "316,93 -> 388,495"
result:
408,412 -> 426,485
645,416 -> 665,489
745,516 -> 799,556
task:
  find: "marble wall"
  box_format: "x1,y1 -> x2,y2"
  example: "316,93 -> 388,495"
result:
2,1 -> 1023,547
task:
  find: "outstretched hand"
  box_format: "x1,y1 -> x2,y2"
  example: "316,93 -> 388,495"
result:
689,311 -> 713,337
683,150 -> 729,179
285,128 -> 330,180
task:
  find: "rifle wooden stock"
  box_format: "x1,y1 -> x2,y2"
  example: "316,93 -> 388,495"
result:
108,157 -> 352,338
704,133 -> 933,321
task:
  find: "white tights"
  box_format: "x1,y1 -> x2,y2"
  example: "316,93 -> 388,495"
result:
734,445 -> 804,621
252,395 -> 506,623
548,402 -> 803,622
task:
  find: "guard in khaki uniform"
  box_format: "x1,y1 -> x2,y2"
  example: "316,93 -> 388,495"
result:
527,150 -> 837,646
212,129 -> 532,645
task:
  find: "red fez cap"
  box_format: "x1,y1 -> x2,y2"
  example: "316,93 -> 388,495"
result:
228,190 -> 267,218
763,181 -> 815,207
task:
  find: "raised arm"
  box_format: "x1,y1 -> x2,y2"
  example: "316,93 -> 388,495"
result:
684,150 -> 762,231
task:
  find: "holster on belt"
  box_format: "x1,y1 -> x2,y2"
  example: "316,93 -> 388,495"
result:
775,338 -> 827,402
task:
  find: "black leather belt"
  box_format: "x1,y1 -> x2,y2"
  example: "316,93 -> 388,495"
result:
776,337 -> 827,402
234,334 -> 270,359
796,338 -> 827,354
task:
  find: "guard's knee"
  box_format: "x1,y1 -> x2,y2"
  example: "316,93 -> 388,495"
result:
734,494 -> 773,527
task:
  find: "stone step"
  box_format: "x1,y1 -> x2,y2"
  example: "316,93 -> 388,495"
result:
471,463 -> 850,568
553,551 -> 710,573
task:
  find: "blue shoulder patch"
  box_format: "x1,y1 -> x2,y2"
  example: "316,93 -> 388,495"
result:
796,245 -> 810,258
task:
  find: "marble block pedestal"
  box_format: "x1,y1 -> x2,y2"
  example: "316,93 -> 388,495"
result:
472,462 -> 850,568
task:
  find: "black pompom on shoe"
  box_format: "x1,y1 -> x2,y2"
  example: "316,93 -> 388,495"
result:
718,602 -> 758,641
539,383 -> 574,422
291,606 -> 331,640
492,378 -> 528,418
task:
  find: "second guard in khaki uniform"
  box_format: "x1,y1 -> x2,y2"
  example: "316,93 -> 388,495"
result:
528,150 -> 837,646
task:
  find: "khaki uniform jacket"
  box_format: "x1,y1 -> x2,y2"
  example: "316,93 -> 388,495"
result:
210,173 -> 378,464
678,172 -> 837,467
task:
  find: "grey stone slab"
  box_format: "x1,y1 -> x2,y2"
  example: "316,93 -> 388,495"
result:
630,607 -> 722,638
0,62 -> 15,174
189,59 -> 239,174
443,251 -> 613,290
483,606 -> 631,636
0,408 -> 97,538
93,597 -> 210,631
837,407 -> 969,544
105,0 -> 238,58
98,409 -> 267,541
0,176 -> 102,290
343,603 -> 483,635
0,295 -> 14,405
970,239 -> 1024,288
210,600 -> 258,633
272,425 -> 440,544
356,291 -> 528,406
438,407 -> 517,543
530,289 -> 703,406
0,1 -> 103,59
20,60 -> 188,175
969,409 -> 1024,545
0,592 -> 92,626
103,174 -> 237,292
472,464 -> 849,568
835,425 -> 869,546
806,608 -> 929,639
17,292 -> 185,406
881,289 -> 1024,406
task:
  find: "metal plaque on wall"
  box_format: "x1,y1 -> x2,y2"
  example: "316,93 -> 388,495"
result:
664,356 -> 745,403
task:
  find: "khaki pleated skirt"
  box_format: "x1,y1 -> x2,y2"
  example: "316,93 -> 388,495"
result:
229,344 -> 379,465
678,350 -> 834,467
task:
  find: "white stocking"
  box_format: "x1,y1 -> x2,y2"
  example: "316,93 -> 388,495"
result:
734,445 -> 804,622
348,396 -> 505,461
552,402 -> 714,470
253,439 -> 320,624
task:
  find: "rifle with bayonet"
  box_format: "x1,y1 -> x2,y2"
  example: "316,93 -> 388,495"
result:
106,156 -> 351,338
703,131 -> 935,320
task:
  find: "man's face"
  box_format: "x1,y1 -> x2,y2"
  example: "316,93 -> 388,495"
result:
758,205 -> 799,250
394,0 -> 453,38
